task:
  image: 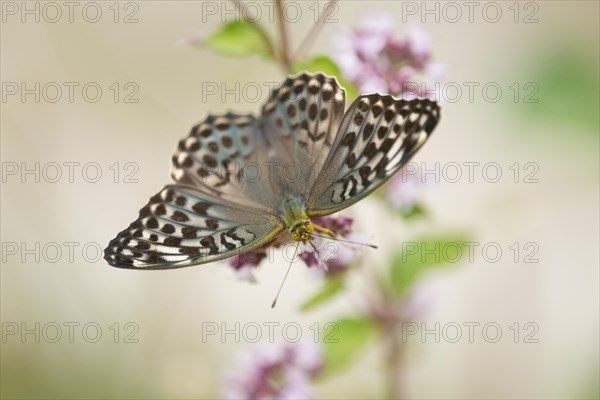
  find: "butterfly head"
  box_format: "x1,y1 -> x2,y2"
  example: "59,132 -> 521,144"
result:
289,219 -> 314,242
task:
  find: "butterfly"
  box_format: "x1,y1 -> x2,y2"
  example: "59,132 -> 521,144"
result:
104,73 -> 440,269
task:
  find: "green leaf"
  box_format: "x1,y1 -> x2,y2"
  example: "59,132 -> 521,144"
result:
399,203 -> 427,220
300,276 -> 345,312
204,20 -> 272,58
293,55 -> 341,76
390,234 -> 470,295
321,317 -> 375,376
293,55 -> 359,101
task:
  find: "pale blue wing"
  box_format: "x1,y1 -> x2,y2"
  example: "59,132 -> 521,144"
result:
307,95 -> 440,217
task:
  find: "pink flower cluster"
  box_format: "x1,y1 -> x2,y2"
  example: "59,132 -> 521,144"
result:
332,14 -> 444,97
227,216 -> 361,280
300,216 -> 365,275
223,341 -> 323,400
227,248 -> 269,283
385,168 -> 425,212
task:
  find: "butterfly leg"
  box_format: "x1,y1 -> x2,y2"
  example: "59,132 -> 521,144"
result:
313,224 -> 338,239
267,232 -> 290,247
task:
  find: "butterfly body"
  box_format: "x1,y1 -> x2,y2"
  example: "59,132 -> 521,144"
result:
105,73 -> 440,269
279,195 -> 314,242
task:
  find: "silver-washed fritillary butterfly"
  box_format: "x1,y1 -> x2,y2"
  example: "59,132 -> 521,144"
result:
104,73 -> 441,269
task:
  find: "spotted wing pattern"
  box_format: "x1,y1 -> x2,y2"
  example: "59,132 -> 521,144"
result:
171,113 -> 274,207
105,74 -> 441,270
104,185 -> 283,269
307,95 -> 440,216
259,73 -> 346,198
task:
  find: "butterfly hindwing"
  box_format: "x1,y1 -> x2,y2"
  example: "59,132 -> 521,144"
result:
307,95 -> 440,216
104,185 -> 284,269
171,112 -> 277,207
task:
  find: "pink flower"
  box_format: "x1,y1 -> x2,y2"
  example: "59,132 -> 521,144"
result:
332,15 -> 444,98
227,217 -> 365,279
312,216 -> 354,237
227,249 -> 268,282
385,168 -> 424,211
223,341 -> 323,400
176,30 -> 203,47
299,216 -> 364,275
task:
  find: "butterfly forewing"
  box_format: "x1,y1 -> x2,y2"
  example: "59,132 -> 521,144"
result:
104,185 -> 284,269
259,73 -> 346,198
307,95 -> 440,216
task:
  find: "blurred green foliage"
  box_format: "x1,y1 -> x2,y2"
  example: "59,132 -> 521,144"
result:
321,317 -> 375,377
301,276 -> 345,311
518,47 -> 599,131
390,234 -> 470,296
202,21 -> 359,102
398,203 -> 427,221
204,20 -> 273,59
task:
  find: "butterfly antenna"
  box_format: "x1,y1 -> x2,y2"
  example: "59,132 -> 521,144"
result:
311,232 -> 378,249
271,241 -> 300,308
308,240 -> 328,272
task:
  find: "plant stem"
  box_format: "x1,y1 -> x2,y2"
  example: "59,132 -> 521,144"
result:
275,0 -> 292,73
373,287 -> 406,399
385,326 -> 404,399
292,0 -> 338,60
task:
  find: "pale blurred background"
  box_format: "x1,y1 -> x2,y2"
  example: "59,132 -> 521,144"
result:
1,1 -> 598,399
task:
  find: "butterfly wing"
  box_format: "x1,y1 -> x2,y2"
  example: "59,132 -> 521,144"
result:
307,95 -> 440,217
259,73 -> 346,200
105,113 -> 285,269
104,185 -> 284,269
171,112 -> 276,209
